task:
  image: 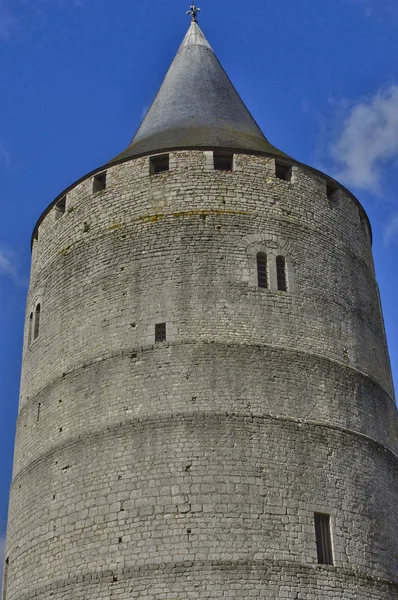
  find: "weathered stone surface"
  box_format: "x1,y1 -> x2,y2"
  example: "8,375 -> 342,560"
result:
4,150 -> 398,599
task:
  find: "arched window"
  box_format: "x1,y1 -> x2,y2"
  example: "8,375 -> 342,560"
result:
34,304 -> 41,340
276,256 -> 287,291
257,253 -> 268,289
28,312 -> 33,346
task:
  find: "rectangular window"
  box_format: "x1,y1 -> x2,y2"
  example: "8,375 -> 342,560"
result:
275,161 -> 292,181
28,312 -> 33,347
2,557 -> 9,600
276,256 -> 287,292
314,513 -> 334,565
213,152 -> 234,171
34,304 -> 41,341
155,323 -> 166,343
93,172 -> 107,192
257,253 -> 268,289
150,154 -> 169,175
326,184 -> 338,202
55,196 -> 67,219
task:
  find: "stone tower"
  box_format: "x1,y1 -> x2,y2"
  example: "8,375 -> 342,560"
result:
3,11 -> 398,600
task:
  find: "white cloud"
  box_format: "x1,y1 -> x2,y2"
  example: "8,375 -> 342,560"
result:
0,246 -> 27,287
347,0 -> 398,19
383,214 -> 398,246
0,249 -> 18,281
329,85 -> 398,192
0,534 -> 5,589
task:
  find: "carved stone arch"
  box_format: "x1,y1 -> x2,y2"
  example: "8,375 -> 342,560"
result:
241,233 -> 297,293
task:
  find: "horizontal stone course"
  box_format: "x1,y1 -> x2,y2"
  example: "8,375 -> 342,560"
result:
5,151 -> 398,600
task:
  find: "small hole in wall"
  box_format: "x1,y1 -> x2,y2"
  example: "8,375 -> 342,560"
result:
93,172 -> 107,192
150,154 -> 169,175
213,151 -> 234,171
275,162 -> 292,182
52,494 -> 56,500
59,428 -> 63,432
155,323 -> 166,343
55,196 -> 67,220
83,222 -> 90,233
118,537 -> 122,544
326,184 -> 339,202
216,225 -> 222,231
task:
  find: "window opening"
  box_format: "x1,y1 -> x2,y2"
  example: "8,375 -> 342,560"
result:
327,184 -> 338,202
2,556 -> 9,600
34,304 -> 41,340
93,172 -> 107,192
257,253 -> 268,289
275,161 -> 292,181
28,312 -> 33,347
155,323 -> 166,343
150,155 -> 169,175
213,152 -> 234,171
314,513 -> 334,565
276,256 -> 287,292
55,196 -> 66,219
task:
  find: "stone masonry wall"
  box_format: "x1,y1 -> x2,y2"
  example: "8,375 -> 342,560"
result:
4,151 -> 398,600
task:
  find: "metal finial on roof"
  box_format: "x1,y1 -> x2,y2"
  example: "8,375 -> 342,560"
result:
186,2 -> 201,22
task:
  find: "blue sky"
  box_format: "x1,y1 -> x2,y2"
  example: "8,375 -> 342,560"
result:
1,0 -> 398,576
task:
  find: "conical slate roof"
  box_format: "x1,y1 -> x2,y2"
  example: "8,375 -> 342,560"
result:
111,21 -> 288,163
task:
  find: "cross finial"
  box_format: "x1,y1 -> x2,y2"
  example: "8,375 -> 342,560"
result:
186,2 -> 201,23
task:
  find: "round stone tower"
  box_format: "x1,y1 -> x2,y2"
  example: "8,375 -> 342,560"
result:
3,13 -> 398,600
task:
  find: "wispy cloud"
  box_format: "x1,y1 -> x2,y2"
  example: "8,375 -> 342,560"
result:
0,0 -> 84,43
347,0 -> 398,19
0,246 -> 26,287
383,214 -> 398,246
329,84 -> 398,193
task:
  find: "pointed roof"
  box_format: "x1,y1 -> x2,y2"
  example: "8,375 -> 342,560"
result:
110,22 -> 288,164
